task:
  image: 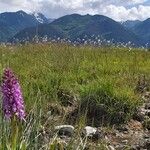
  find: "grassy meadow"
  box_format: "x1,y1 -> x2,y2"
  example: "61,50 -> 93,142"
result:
0,43 -> 150,149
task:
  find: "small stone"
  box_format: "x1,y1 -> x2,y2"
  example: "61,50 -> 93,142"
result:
122,139 -> 128,144
115,132 -> 123,138
105,136 -> 110,143
82,126 -> 103,141
141,109 -> 147,115
123,131 -> 128,134
55,125 -> 74,137
108,145 -> 115,150
115,144 -> 125,149
82,126 -> 97,137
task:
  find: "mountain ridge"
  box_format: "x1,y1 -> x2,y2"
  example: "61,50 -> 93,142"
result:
0,10 -> 149,47
12,13 -> 143,46
132,18 -> 150,45
0,10 -> 49,42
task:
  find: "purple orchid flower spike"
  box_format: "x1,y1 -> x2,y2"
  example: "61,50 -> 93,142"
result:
1,68 -> 25,120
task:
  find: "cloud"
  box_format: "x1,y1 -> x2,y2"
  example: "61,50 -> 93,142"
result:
0,0 -> 22,5
125,0 -> 146,4
0,0 -> 149,21
98,4 -> 150,21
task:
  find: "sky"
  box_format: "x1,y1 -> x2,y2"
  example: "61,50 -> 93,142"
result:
0,0 -> 150,21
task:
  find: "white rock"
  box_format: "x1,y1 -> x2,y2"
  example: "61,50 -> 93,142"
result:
83,126 -> 97,137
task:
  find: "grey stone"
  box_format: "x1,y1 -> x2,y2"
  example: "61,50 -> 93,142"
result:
55,125 -> 74,137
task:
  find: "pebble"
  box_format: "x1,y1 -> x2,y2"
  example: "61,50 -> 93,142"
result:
82,126 -> 103,141
107,145 -> 115,150
55,125 -> 74,137
122,139 -> 128,144
82,126 -> 97,137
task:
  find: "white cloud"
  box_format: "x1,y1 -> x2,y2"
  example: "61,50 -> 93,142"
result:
0,0 -> 149,21
100,5 -> 150,21
125,0 -> 146,4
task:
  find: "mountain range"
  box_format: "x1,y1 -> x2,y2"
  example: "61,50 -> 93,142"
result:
0,10 -> 52,42
0,10 -> 150,47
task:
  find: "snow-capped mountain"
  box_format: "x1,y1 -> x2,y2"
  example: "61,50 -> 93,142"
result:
0,10 -> 50,42
32,12 -> 49,24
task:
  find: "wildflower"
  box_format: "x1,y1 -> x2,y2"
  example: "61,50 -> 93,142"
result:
1,68 -> 25,120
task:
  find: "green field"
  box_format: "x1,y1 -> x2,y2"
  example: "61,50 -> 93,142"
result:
0,43 -> 150,149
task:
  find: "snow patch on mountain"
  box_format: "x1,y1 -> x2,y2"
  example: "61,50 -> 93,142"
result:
33,12 -> 44,23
